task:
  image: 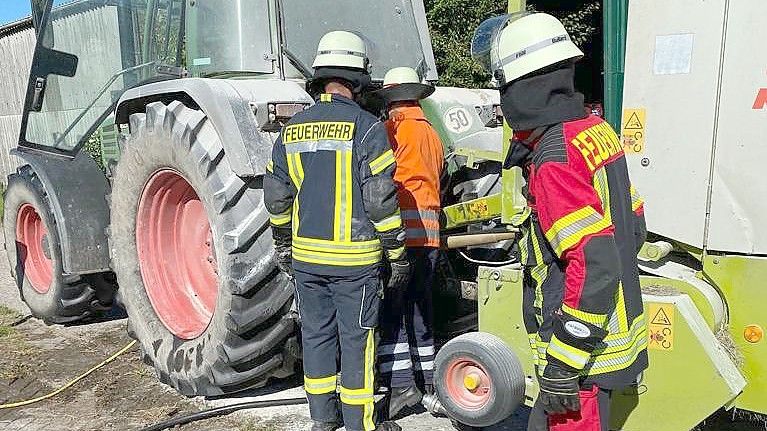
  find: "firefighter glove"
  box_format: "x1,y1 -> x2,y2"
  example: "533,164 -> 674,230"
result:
388,259 -> 411,292
272,226 -> 293,276
537,363 -> 581,415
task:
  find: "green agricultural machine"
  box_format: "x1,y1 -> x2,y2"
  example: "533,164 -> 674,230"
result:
429,1 -> 767,430
3,0 -> 766,429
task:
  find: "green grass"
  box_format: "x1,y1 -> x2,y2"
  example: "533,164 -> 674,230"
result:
0,305 -> 32,381
0,305 -> 22,338
0,305 -> 20,323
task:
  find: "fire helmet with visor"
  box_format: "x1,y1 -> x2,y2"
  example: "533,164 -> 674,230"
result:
471,12 -> 583,88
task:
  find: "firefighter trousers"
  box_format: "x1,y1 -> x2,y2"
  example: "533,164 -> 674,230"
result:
378,248 -> 437,388
528,386 -> 612,431
295,267 -> 381,431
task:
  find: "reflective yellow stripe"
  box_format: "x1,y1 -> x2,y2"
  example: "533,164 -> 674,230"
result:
332,149 -> 353,241
293,236 -> 380,253
529,227 -> 546,311
338,330 -> 375,430
266,160 -> 274,172
287,152 -> 305,189
344,150 -> 353,240
534,314 -> 648,377
593,167 -> 612,224
373,212 -> 402,232
293,248 -> 382,266
292,196 -> 301,236
519,226 -> 529,264
630,185 -> 644,212
562,304 -> 608,329
269,211 -> 292,226
369,149 -> 396,175
599,313 -> 646,353
304,374 -> 337,395
545,206 -> 612,256
616,282 -> 629,332
547,334 -> 591,370
334,151 -> 343,241
527,334 -> 540,367
386,246 -> 406,262
589,330 -> 647,374
364,329 -> 375,431
321,93 -> 332,103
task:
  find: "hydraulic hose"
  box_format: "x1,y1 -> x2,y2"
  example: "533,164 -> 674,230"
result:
138,397 -> 309,431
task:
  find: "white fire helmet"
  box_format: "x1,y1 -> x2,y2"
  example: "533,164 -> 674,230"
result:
312,30 -> 370,71
472,12 -> 583,87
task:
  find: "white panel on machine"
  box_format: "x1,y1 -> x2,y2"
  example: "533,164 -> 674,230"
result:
706,0 -> 767,254
621,0 -> 728,249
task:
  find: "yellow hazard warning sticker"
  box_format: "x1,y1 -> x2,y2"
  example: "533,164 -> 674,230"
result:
466,200 -> 489,219
647,303 -> 674,351
621,108 -> 646,154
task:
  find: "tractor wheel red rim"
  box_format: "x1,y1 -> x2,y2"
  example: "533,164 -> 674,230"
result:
136,170 -> 218,340
15,204 -> 53,293
444,357 -> 493,411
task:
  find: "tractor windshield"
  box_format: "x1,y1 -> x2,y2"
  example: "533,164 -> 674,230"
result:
280,0 -> 438,82
21,0 -> 184,154
185,0 -> 274,77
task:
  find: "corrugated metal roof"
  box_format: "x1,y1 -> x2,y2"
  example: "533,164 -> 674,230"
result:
0,17 -> 33,37
0,0 -> 110,38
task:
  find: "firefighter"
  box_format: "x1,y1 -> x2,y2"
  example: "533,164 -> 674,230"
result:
264,31 -> 408,431
472,13 -> 648,431
373,67 -> 444,419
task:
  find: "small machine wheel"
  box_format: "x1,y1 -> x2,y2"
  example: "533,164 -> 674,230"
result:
435,332 -> 525,428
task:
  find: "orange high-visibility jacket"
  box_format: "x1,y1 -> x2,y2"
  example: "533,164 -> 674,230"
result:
385,106 -> 444,248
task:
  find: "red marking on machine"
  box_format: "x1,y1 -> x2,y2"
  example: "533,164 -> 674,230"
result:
753,88 -> 767,110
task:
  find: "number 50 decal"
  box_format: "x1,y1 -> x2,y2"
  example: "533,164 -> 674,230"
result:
443,107 -> 474,134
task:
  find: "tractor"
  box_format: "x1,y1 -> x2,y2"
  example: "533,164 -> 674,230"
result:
3,0 -> 505,397
3,0 -> 767,429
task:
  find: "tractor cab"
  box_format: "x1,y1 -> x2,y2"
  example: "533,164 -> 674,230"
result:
20,0 -> 438,157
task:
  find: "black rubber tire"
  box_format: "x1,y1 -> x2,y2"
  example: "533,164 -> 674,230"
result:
435,332 -> 525,428
3,165 -> 116,324
110,101 -> 298,396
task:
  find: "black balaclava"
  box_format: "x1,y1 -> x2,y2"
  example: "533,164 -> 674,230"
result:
307,66 -> 372,97
500,62 -> 586,131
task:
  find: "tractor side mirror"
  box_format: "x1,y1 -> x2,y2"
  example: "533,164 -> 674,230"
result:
36,48 -> 79,78
28,48 -> 78,112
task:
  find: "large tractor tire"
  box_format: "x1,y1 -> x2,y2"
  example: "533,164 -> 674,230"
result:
110,101 -> 298,396
3,166 -> 116,324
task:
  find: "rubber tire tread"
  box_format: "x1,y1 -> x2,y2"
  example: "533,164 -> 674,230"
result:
3,165 -> 115,324
435,331 -> 526,427
110,101 -> 297,396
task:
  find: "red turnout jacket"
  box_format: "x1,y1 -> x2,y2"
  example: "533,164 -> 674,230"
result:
514,115 -> 648,388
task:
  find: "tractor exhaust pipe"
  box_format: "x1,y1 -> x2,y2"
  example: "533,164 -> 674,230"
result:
441,230 -> 519,249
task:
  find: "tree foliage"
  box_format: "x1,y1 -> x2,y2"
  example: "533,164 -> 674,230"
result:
425,0 -> 601,88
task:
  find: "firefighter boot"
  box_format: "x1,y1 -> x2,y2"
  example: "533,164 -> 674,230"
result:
388,385 -> 423,419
